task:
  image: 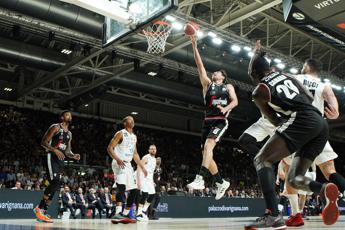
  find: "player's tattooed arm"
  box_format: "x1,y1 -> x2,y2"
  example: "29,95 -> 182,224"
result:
65,133 -> 80,160
41,124 -> 66,160
252,83 -> 282,126
41,124 -> 59,152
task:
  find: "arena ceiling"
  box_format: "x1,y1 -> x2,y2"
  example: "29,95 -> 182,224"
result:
0,0 -> 344,141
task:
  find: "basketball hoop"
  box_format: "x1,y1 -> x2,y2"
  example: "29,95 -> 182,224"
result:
143,19 -> 172,54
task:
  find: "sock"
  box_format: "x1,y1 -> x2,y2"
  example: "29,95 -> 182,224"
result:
287,194 -> 299,215
198,166 -> 209,178
213,172 -> 223,184
38,199 -> 46,209
257,167 -> 279,216
137,206 -> 143,215
123,209 -> 130,216
116,205 -> 122,214
329,173 -> 345,193
308,181 -> 323,194
143,202 -> 150,212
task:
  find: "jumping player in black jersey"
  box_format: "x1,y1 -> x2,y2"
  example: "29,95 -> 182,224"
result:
187,35 -> 238,200
34,111 -> 80,223
244,40 -> 339,230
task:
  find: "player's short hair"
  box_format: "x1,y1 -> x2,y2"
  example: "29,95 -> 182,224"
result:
305,59 -> 322,73
122,116 -> 133,123
59,110 -> 71,120
149,144 -> 156,148
219,69 -> 228,78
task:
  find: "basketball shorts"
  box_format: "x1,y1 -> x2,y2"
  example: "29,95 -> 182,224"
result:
243,117 -> 276,142
276,110 -> 329,162
46,152 -> 65,182
112,160 -> 137,191
201,118 -> 228,148
283,142 -> 337,166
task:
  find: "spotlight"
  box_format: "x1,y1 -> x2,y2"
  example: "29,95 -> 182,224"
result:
212,37 -> 222,45
289,68 -> 298,74
208,32 -> 217,38
277,63 -> 285,69
231,45 -> 241,52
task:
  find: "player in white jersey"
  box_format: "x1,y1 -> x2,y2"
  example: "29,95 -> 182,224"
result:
107,116 -> 148,224
282,59 -> 345,227
136,144 -> 157,221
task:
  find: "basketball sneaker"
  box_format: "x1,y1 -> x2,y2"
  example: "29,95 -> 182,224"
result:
320,183 -> 339,225
111,213 -> 137,224
215,179 -> 230,200
33,206 -> 53,223
244,211 -> 286,230
285,213 -> 304,227
187,175 -> 205,190
136,213 -> 149,222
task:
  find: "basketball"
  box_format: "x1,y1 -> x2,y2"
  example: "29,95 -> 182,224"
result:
184,22 -> 199,36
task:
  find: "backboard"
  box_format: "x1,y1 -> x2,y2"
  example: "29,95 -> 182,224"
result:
102,0 -> 178,47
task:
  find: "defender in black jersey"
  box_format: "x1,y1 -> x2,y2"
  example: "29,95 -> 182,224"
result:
244,41 -> 339,230
33,111 -> 80,223
186,35 -> 238,200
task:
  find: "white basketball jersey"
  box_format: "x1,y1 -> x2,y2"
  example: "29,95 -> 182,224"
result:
143,154 -> 156,180
296,74 -> 325,115
114,129 -> 137,162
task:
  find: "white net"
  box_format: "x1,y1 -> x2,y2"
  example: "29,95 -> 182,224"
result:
143,20 -> 172,54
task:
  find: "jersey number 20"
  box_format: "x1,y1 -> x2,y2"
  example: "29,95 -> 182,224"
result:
276,80 -> 299,99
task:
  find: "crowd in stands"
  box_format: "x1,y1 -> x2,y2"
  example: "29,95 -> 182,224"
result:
0,106 -> 263,199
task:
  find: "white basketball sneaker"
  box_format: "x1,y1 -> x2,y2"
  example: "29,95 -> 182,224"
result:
136,213 -> 149,222
215,180 -> 230,200
187,175 -> 205,190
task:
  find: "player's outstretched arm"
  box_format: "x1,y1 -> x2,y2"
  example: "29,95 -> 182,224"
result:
190,35 -> 211,92
323,84 -> 339,119
252,83 -> 282,126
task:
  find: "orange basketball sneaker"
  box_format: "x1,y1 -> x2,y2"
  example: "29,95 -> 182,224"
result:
33,206 -> 53,223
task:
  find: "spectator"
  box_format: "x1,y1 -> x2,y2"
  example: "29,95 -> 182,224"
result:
100,187 -> 114,218
75,187 -> 87,219
62,186 -> 76,218
87,188 -> 104,219
11,181 -> 22,190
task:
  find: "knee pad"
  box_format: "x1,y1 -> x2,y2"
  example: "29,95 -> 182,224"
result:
116,184 -> 126,203
140,192 -> 148,205
44,178 -> 61,198
147,194 -> 155,203
126,189 -> 137,208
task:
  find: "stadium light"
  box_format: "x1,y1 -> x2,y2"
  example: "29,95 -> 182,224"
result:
212,37 -> 222,45
243,46 -> 251,52
274,58 -> 282,63
208,32 -> 217,38
171,22 -> 183,30
289,68 -> 298,74
231,44 -> 241,52
277,63 -> 285,69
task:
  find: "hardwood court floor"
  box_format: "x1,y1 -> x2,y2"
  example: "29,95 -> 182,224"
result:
0,216 -> 344,230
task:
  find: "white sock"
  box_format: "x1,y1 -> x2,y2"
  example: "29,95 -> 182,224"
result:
116,205 -> 122,215
123,209 -> 130,216
287,194 -> 299,215
137,206 -> 143,215
143,202 -> 151,212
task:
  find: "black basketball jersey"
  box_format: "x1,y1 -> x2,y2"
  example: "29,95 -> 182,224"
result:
154,167 -> 162,192
49,124 -> 71,155
260,72 -> 317,116
204,82 -> 231,118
